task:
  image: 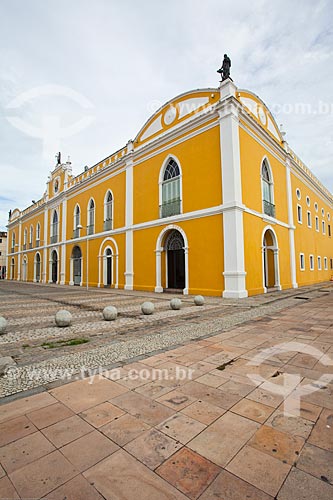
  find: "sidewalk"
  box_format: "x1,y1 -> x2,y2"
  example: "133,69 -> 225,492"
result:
0,291 -> 332,499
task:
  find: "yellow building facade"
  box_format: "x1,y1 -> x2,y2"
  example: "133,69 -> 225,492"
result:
6,78 -> 333,297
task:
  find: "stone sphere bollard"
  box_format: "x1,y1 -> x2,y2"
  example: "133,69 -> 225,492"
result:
0,317 -> 7,335
194,295 -> 205,306
141,301 -> 154,315
170,298 -> 182,310
103,306 -> 118,321
55,310 -> 72,327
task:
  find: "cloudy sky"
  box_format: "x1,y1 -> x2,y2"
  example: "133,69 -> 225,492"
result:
0,0 -> 332,230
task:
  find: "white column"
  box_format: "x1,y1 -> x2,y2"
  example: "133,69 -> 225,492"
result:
115,254 -> 119,289
5,226 -> 9,280
17,220 -> 22,280
97,255 -> 102,287
42,208 -> 48,283
124,141 -> 134,290
274,249 -> 282,290
155,250 -> 163,293
60,198 -> 67,284
218,79 -> 247,298
184,247 -> 189,295
286,159 -> 298,288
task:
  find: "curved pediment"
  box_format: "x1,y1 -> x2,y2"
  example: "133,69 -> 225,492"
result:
237,90 -> 283,144
10,208 -> 21,222
135,89 -> 219,146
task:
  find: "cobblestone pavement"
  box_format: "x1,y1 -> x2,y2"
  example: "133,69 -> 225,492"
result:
0,282 -> 332,499
0,281 -> 332,397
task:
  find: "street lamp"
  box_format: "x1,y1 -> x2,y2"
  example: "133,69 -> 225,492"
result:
76,225 -> 89,291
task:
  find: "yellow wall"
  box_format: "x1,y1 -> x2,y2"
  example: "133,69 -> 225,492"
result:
291,173 -> 333,285
239,125 -> 288,223
5,91 -> 333,297
133,215 -> 224,296
133,126 -> 222,225
66,171 -> 126,239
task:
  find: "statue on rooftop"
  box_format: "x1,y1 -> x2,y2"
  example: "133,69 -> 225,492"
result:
217,54 -> 232,82
55,152 -> 61,165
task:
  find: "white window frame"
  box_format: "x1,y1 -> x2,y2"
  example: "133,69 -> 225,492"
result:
36,222 -> 41,241
307,211 -> 312,228
306,196 -> 310,207
74,204 -> 81,229
324,257 -> 328,270
29,225 -> 33,245
299,253 -> 305,271
297,204 -> 302,224
87,198 -> 95,234
318,256 -> 322,270
23,228 -> 27,245
296,188 -> 301,200
159,155 -> 183,217
51,209 -> 59,240
104,190 -> 114,230
315,216 -> 319,231
261,157 -> 275,218
322,221 -> 326,235
309,254 -> 314,271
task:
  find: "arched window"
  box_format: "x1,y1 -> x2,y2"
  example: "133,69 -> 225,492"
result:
29,225 -> 33,248
11,232 -> 15,252
23,228 -> 28,249
160,158 -> 181,218
88,199 -> 95,235
261,159 -> 275,217
35,253 -> 41,282
73,205 -> 81,238
36,223 -> 41,246
51,210 -> 59,243
104,191 -> 113,231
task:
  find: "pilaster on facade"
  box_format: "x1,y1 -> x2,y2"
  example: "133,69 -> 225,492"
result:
218,78 -> 248,298
60,198 -> 67,284
285,156 -> 298,288
42,208 -> 48,283
17,220 -> 22,281
124,141 -> 134,290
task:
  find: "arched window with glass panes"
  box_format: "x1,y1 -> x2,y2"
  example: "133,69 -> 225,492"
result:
51,210 -> 59,244
104,191 -> 113,231
36,222 -> 41,246
88,199 -> 95,235
29,225 -> 33,248
73,205 -> 80,238
261,159 -> 275,218
160,158 -> 181,218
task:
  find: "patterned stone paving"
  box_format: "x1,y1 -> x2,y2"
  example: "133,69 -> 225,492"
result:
0,281 -> 332,397
0,282 -> 332,499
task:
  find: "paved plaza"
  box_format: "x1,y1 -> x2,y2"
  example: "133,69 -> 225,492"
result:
0,282 -> 332,499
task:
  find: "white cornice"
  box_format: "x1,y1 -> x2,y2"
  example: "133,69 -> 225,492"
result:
7,201 -> 293,256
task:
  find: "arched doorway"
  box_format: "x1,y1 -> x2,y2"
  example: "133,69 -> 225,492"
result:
104,248 -> 112,287
98,238 -> 119,288
72,246 -> 82,285
22,257 -> 28,281
165,230 -> 185,290
35,253 -> 41,282
262,228 -> 280,291
51,250 -> 58,283
10,258 -> 15,280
